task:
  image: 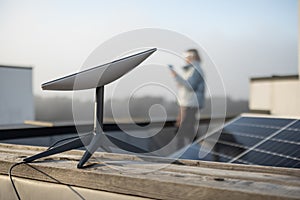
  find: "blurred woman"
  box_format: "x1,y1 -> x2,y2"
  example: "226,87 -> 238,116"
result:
169,49 -> 205,147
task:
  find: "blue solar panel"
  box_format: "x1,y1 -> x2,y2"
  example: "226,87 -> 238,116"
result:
180,116 -> 300,169
258,140 -> 299,157
289,120 -> 300,129
233,117 -> 293,127
236,151 -> 288,167
235,118 -> 300,168
221,132 -> 263,147
272,130 -> 300,143
223,124 -> 278,137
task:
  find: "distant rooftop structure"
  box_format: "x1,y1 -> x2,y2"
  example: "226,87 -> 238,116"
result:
249,74 -> 300,117
249,4 -> 300,117
0,65 -> 34,125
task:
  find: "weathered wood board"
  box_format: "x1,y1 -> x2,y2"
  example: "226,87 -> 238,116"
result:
0,143 -> 299,200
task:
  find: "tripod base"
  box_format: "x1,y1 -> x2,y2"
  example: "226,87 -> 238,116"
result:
76,132 -> 147,168
23,133 -> 93,163
77,133 -> 104,168
23,132 -> 103,168
23,131 -> 147,168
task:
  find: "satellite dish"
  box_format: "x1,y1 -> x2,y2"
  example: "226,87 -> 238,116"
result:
24,48 -> 157,168
42,48 -> 157,90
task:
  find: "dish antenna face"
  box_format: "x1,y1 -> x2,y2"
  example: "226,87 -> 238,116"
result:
42,48 -> 156,90
24,48 -> 157,168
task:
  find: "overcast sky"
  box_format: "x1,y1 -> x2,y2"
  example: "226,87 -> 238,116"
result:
0,0 -> 298,101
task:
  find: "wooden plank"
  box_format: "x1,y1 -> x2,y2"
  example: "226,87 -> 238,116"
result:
0,143 -> 299,200
0,143 -> 299,177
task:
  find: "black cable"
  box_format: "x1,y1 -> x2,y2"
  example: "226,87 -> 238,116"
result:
9,162 -> 86,200
8,135 -> 78,200
47,132 -> 92,150
8,132 -> 93,200
47,136 -> 79,150
9,162 -> 25,200
8,133 -> 93,200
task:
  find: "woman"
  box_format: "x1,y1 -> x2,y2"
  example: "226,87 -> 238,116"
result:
169,49 -> 205,148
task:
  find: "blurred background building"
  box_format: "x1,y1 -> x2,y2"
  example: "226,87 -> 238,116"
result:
0,65 -> 34,125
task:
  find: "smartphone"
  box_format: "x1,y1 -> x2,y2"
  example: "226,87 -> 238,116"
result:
168,65 -> 174,69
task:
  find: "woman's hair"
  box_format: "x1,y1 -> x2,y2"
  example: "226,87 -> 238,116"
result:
186,49 -> 201,62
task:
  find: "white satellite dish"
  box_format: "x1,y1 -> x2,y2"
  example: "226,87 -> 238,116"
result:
24,48 -> 157,168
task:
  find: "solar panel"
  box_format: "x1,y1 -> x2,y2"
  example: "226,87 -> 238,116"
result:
180,115 -> 300,168
272,130 -> 300,143
288,120 -> 300,129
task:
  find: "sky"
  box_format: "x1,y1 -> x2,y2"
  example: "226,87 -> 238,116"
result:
0,0 -> 298,101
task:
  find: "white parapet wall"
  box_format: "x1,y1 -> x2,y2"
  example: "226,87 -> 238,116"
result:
0,65 -> 34,125
249,76 -> 300,117
249,80 -> 272,111
272,79 -> 300,117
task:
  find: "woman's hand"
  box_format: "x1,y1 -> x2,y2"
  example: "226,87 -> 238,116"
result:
168,65 -> 177,77
170,70 -> 177,77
